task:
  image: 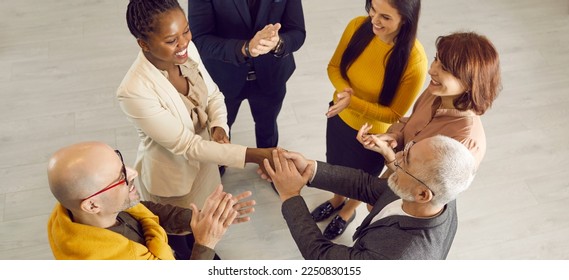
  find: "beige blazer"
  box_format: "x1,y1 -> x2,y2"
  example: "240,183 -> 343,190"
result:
117,42 -> 246,197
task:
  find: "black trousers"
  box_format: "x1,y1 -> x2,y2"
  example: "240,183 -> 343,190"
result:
326,113 -> 385,176
168,233 -> 221,260
224,80 -> 287,148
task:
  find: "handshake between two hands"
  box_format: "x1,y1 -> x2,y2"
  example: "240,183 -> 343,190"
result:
196,121 -> 403,248
193,124 -> 403,249
253,121 -> 404,202
249,121 -> 403,203
190,148 -> 315,249
257,148 -> 316,202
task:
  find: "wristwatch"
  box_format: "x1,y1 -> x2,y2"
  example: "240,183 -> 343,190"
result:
272,38 -> 284,56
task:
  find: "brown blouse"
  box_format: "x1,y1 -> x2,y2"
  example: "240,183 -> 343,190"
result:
391,90 -> 486,168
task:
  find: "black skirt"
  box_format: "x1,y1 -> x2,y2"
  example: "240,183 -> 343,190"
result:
326,113 -> 385,177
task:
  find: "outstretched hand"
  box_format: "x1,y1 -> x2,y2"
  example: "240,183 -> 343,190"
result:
189,185 -> 255,249
190,185 -> 237,249
230,189 -> 255,224
246,147 -> 275,177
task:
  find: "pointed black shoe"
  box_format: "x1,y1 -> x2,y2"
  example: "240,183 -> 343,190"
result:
310,201 -> 345,222
323,211 -> 356,240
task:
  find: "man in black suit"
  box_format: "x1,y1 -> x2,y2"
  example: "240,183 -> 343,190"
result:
188,0 -> 305,149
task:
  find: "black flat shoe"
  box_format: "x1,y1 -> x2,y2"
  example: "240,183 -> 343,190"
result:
323,211 -> 356,240
310,200 -> 345,222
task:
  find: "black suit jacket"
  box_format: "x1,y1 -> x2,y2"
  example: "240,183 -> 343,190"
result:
188,0 -> 305,94
281,162 -> 458,260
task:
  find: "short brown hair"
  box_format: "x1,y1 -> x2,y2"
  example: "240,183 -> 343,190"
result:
436,32 -> 502,115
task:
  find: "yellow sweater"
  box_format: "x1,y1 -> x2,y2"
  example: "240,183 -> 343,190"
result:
47,203 -> 175,260
327,16 -> 428,134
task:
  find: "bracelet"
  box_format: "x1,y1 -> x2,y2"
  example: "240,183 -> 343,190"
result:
385,158 -> 396,165
271,38 -> 285,57
271,38 -> 283,53
244,40 -> 252,58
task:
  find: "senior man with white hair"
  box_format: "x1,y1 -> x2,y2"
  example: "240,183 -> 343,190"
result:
262,135 -> 476,260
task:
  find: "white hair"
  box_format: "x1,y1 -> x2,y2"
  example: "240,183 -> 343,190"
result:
415,135 -> 476,207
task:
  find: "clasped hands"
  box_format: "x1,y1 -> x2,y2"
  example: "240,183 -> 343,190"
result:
253,148 -> 315,202
251,122 -> 405,203
247,23 -> 282,57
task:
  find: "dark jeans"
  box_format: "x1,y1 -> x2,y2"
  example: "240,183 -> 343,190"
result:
224,81 -> 286,148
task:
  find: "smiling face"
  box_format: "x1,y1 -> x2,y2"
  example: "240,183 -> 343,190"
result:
83,147 -> 141,215
115,166 -> 141,213
426,54 -> 467,98
99,165 -> 140,215
368,0 -> 404,44
137,8 -> 191,70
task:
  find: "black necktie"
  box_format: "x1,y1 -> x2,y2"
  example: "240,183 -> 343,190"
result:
247,0 -> 259,22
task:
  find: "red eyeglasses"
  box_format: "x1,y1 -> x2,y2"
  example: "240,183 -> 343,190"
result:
81,150 -> 129,202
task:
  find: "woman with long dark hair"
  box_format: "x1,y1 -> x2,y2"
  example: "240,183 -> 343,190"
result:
312,0 -> 427,240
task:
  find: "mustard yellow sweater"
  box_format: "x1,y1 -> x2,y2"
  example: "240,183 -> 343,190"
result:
47,203 -> 175,260
328,16 -> 428,134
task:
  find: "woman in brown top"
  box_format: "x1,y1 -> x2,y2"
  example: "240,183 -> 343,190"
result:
358,31 -> 501,178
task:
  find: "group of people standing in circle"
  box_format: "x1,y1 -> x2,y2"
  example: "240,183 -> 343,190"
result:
47,0 -> 502,260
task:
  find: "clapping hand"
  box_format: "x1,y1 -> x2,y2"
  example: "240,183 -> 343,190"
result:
326,88 -> 353,118
230,189 -> 255,224
190,185 -> 237,249
249,23 -> 281,57
189,185 -> 255,249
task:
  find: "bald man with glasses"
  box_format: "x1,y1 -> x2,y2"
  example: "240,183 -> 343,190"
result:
261,135 -> 476,260
47,141 -> 255,260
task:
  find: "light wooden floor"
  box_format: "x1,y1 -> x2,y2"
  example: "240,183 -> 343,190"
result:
1,0 -> 568,260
